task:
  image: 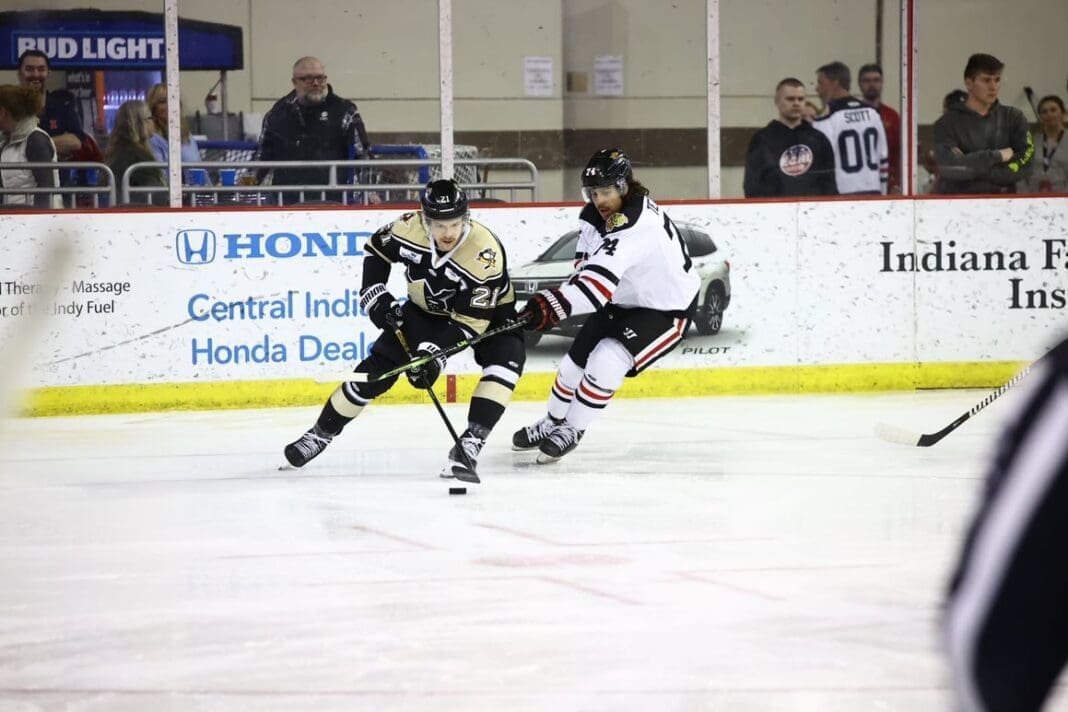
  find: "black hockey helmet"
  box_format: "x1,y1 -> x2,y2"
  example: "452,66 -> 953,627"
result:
581,148 -> 632,195
421,179 -> 469,221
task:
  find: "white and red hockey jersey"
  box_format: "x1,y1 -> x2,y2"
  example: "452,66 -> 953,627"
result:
813,96 -> 889,194
559,196 -> 700,317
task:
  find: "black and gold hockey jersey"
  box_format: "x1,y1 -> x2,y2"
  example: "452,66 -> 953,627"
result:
363,212 -> 515,339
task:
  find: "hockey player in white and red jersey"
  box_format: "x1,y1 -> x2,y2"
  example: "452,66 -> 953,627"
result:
812,61 -> 889,195
513,148 -> 700,463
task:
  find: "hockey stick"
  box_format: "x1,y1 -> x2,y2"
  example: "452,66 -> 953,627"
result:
316,317 -> 528,384
0,235 -> 76,423
394,329 -> 480,484
874,362 -> 1035,447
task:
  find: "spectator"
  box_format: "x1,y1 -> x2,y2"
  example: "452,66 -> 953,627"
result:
933,53 -> 1033,194
945,336 -> 1068,712
743,77 -> 837,197
858,63 -> 902,193
812,61 -> 889,195
105,100 -> 164,206
145,83 -> 201,180
0,84 -> 61,209
802,100 -> 821,122
1023,95 -> 1067,193
17,50 -> 85,160
255,56 -> 375,205
919,90 -> 971,194
17,50 -> 102,205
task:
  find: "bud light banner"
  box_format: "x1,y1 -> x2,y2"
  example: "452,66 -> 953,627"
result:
0,10 -> 243,70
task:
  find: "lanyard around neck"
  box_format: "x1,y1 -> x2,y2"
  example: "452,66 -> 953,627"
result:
1042,130 -> 1064,172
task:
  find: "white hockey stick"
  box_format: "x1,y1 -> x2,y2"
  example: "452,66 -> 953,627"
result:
875,362 -> 1035,447
0,235 -> 76,421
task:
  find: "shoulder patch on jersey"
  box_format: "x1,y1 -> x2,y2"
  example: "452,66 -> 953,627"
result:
476,247 -> 498,270
399,246 -> 423,263
605,213 -> 629,232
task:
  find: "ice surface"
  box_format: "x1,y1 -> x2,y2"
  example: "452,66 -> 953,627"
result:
1,391 -> 1064,711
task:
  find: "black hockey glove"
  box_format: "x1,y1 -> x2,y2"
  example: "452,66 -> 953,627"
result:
363,287 -> 405,332
519,289 -> 571,331
374,300 -> 405,332
407,342 -> 447,389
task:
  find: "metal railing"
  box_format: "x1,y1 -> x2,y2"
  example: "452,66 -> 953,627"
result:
121,157 -> 540,206
0,162 -> 116,208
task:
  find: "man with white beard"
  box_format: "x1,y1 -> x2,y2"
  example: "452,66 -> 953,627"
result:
255,56 -> 375,205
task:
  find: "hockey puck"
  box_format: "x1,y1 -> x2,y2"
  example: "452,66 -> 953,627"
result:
448,487 -> 467,495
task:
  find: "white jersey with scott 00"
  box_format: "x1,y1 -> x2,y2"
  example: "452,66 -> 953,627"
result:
813,96 -> 889,195
559,195 -> 700,317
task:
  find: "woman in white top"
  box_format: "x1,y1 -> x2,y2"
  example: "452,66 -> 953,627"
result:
1025,95 -> 1067,193
0,84 -> 61,209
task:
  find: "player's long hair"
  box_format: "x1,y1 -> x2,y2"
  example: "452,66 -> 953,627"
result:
623,177 -> 650,204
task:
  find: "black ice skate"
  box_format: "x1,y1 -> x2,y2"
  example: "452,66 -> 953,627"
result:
512,414 -> 563,451
536,421 -> 584,464
441,426 -> 486,484
281,424 -> 333,469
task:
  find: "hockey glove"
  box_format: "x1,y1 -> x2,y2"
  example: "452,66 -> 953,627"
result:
362,284 -> 405,332
519,289 -> 571,331
407,342 -> 447,389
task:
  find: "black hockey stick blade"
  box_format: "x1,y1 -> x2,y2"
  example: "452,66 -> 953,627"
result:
450,464 -> 481,483
875,362 -> 1035,447
875,417 -> 964,447
315,317 -> 528,384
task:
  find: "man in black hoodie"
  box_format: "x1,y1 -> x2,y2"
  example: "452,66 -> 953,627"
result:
256,56 -> 374,205
744,77 -> 838,197
933,53 -> 1033,194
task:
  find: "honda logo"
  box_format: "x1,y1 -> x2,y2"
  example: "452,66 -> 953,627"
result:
176,229 -> 216,264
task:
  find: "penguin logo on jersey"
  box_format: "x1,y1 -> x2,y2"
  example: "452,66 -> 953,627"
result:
605,213 -> 629,232
779,144 -> 814,177
476,248 -> 497,270
421,283 -> 456,313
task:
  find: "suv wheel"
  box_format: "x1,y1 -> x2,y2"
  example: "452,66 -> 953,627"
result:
693,282 -> 725,335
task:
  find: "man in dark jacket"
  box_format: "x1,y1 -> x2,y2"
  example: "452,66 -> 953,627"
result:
256,56 -> 374,205
18,49 -> 94,206
744,77 -> 838,198
933,53 -> 1034,194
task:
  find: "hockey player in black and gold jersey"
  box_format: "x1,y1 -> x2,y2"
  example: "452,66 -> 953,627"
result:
282,179 -> 525,478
